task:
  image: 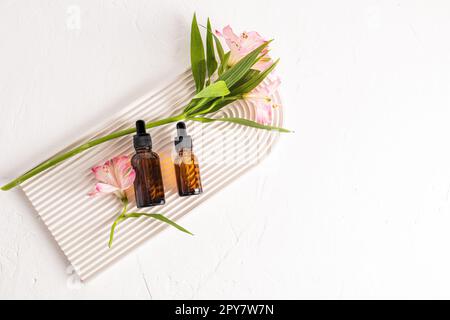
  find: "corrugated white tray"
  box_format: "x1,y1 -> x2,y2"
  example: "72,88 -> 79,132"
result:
20,70 -> 283,281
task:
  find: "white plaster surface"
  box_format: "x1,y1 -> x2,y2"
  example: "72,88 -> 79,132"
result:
1,0 -> 450,299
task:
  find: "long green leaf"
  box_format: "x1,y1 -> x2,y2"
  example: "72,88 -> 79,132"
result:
206,18 -> 218,78
185,93 -> 238,116
190,14 -> 206,93
218,41 -> 270,87
218,52 -> 230,76
189,116 -> 290,132
193,80 -> 230,99
231,58 -> 280,95
214,32 -> 224,63
193,96 -> 239,116
125,213 -> 194,235
200,22 -> 224,62
230,69 -> 260,90
202,97 -> 237,115
184,97 -> 210,114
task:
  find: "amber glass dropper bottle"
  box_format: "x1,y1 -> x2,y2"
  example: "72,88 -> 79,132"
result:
174,122 -> 203,197
131,120 -> 165,208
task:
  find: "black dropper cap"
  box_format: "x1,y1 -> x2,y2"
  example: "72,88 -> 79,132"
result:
174,122 -> 192,152
133,120 -> 152,150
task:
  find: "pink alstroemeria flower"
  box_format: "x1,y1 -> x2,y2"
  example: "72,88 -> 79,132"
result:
243,77 -> 281,125
217,25 -> 272,72
88,155 -> 136,200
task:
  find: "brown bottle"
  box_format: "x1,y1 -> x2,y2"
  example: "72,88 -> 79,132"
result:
174,122 -> 203,196
131,120 -> 165,207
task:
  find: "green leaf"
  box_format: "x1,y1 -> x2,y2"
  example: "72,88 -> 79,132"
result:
185,48 -> 275,116
191,96 -> 239,116
213,31 -> 224,63
190,13 -> 206,93
218,52 -> 230,76
218,41 -> 270,87
193,80 -> 230,99
230,69 -> 260,90
184,97 -> 210,114
185,81 -> 231,115
199,21 -> 224,63
182,99 -> 197,113
189,116 -> 290,133
206,18 -> 218,78
231,59 -> 280,95
125,213 -> 194,235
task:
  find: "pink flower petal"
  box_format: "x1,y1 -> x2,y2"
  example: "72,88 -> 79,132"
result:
216,25 -> 279,126
91,161 -> 118,186
89,154 -> 136,199
120,168 -> 136,190
111,155 -> 135,189
222,25 -> 241,65
222,25 -> 240,49
240,31 -> 266,53
217,25 -> 273,72
88,182 -> 119,197
255,103 -> 273,125
266,77 -> 281,95
244,77 -> 280,125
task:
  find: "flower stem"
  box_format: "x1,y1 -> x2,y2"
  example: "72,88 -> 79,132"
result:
1,114 -> 185,191
108,198 -> 129,248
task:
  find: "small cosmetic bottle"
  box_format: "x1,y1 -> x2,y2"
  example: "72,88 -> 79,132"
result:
174,122 -> 203,196
131,120 -> 165,207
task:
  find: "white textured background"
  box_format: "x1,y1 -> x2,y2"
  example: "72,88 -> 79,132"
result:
1,0 -> 450,299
